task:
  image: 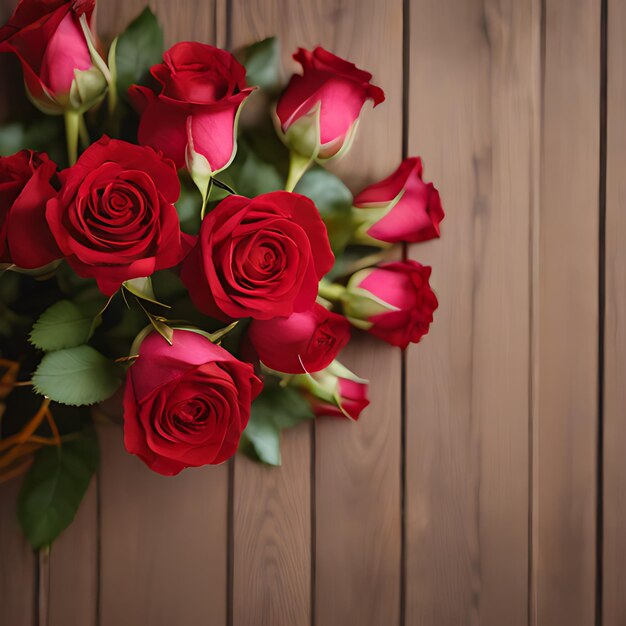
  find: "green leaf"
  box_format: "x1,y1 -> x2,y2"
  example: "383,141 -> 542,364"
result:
32,346 -> 122,406
243,37 -> 283,93
115,7 -> 164,98
17,426 -> 99,549
224,141 -> 284,198
295,167 -> 353,254
0,118 -> 64,162
29,300 -> 96,351
240,384 -> 314,466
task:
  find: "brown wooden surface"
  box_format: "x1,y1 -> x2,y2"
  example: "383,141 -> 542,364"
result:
604,1 -> 626,624
0,0 -> 622,625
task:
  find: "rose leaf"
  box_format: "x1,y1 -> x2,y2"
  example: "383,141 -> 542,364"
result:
29,300 -> 97,352
17,426 -> 98,549
32,346 -> 122,407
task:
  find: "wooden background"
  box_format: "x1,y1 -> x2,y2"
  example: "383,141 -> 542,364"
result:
1,0 -> 624,624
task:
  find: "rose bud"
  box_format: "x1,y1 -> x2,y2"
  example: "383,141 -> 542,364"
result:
181,191 -> 334,321
0,150 -> 61,271
342,260 -> 438,349
352,157 -> 444,244
46,137 -> 193,296
275,47 -> 385,162
292,360 -> 369,421
124,329 -> 263,475
129,42 -> 255,194
0,0 -> 107,114
247,303 -> 351,374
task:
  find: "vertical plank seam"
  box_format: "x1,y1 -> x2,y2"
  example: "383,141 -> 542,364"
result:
400,1 -> 410,625
227,458 -> 234,626
95,469 -> 102,626
310,421 -> 316,626
529,1 -> 547,624
596,0 -> 608,624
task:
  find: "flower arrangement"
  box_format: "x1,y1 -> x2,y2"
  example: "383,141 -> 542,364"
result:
0,0 -> 443,549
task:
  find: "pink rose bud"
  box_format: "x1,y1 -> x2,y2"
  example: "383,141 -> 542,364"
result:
247,303 -> 351,374
352,157 -> 444,244
124,329 -> 263,476
0,0 -> 107,114
293,360 -> 370,421
129,42 -> 255,189
342,260 -> 438,349
276,47 -> 385,161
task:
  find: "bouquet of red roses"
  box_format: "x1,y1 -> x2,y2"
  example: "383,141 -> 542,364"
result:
0,0 -> 443,548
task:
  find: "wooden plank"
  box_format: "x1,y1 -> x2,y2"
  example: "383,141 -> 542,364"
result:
229,2 -> 403,624
232,430 -> 311,626
604,1 -> 626,624
405,1 -> 539,624
533,2 -> 600,624
98,421 -> 229,626
0,478 -> 35,626
48,481 -> 98,626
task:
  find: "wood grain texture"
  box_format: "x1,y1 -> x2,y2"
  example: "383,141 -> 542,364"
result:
405,1 -> 539,624
232,428 -> 311,626
229,1 -> 403,624
47,480 -> 98,626
98,421 -> 228,626
534,1 -> 600,624
0,478 -> 35,626
604,1 -> 625,624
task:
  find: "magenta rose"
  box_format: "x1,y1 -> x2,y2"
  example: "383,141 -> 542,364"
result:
129,42 -> 254,179
276,47 -> 385,160
247,303 -> 351,374
342,260 -> 438,349
0,0 -> 106,113
353,157 -> 444,244
180,191 -> 334,321
0,150 -> 61,269
46,137 -> 193,295
124,329 -> 263,475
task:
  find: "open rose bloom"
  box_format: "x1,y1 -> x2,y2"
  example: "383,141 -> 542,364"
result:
0,0 -> 444,548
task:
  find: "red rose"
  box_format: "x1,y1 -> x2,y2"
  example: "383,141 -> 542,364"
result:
46,137 -> 192,295
129,42 -> 254,178
0,150 -> 61,269
181,191 -> 334,320
353,157 -> 444,244
247,303 -> 350,374
124,329 -> 262,475
276,47 -> 385,160
293,360 -> 370,421
342,260 -> 438,349
0,0 -> 106,113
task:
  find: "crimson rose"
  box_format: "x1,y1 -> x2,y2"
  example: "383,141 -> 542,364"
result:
124,329 -> 262,475
0,150 -> 61,270
247,303 -> 350,374
353,157 -> 444,244
46,137 -> 192,295
0,0 -> 106,113
342,260 -> 438,348
181,191 -> 334,320
129,42 -> 254,178
276,47 -> 385,160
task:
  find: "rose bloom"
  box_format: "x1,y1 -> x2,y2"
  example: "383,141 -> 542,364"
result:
353,157 -> 444,244
342,260 -> 438,349
0,150 -> 61,270
181,191 -> 334,320
293,360 -> 369,421
124,329 -> 262,475
0,0 -> 106,113
247,303 -> 350,374
46,137 -> 192,295
129,42 -> 254,177
276,47 -> 385,160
